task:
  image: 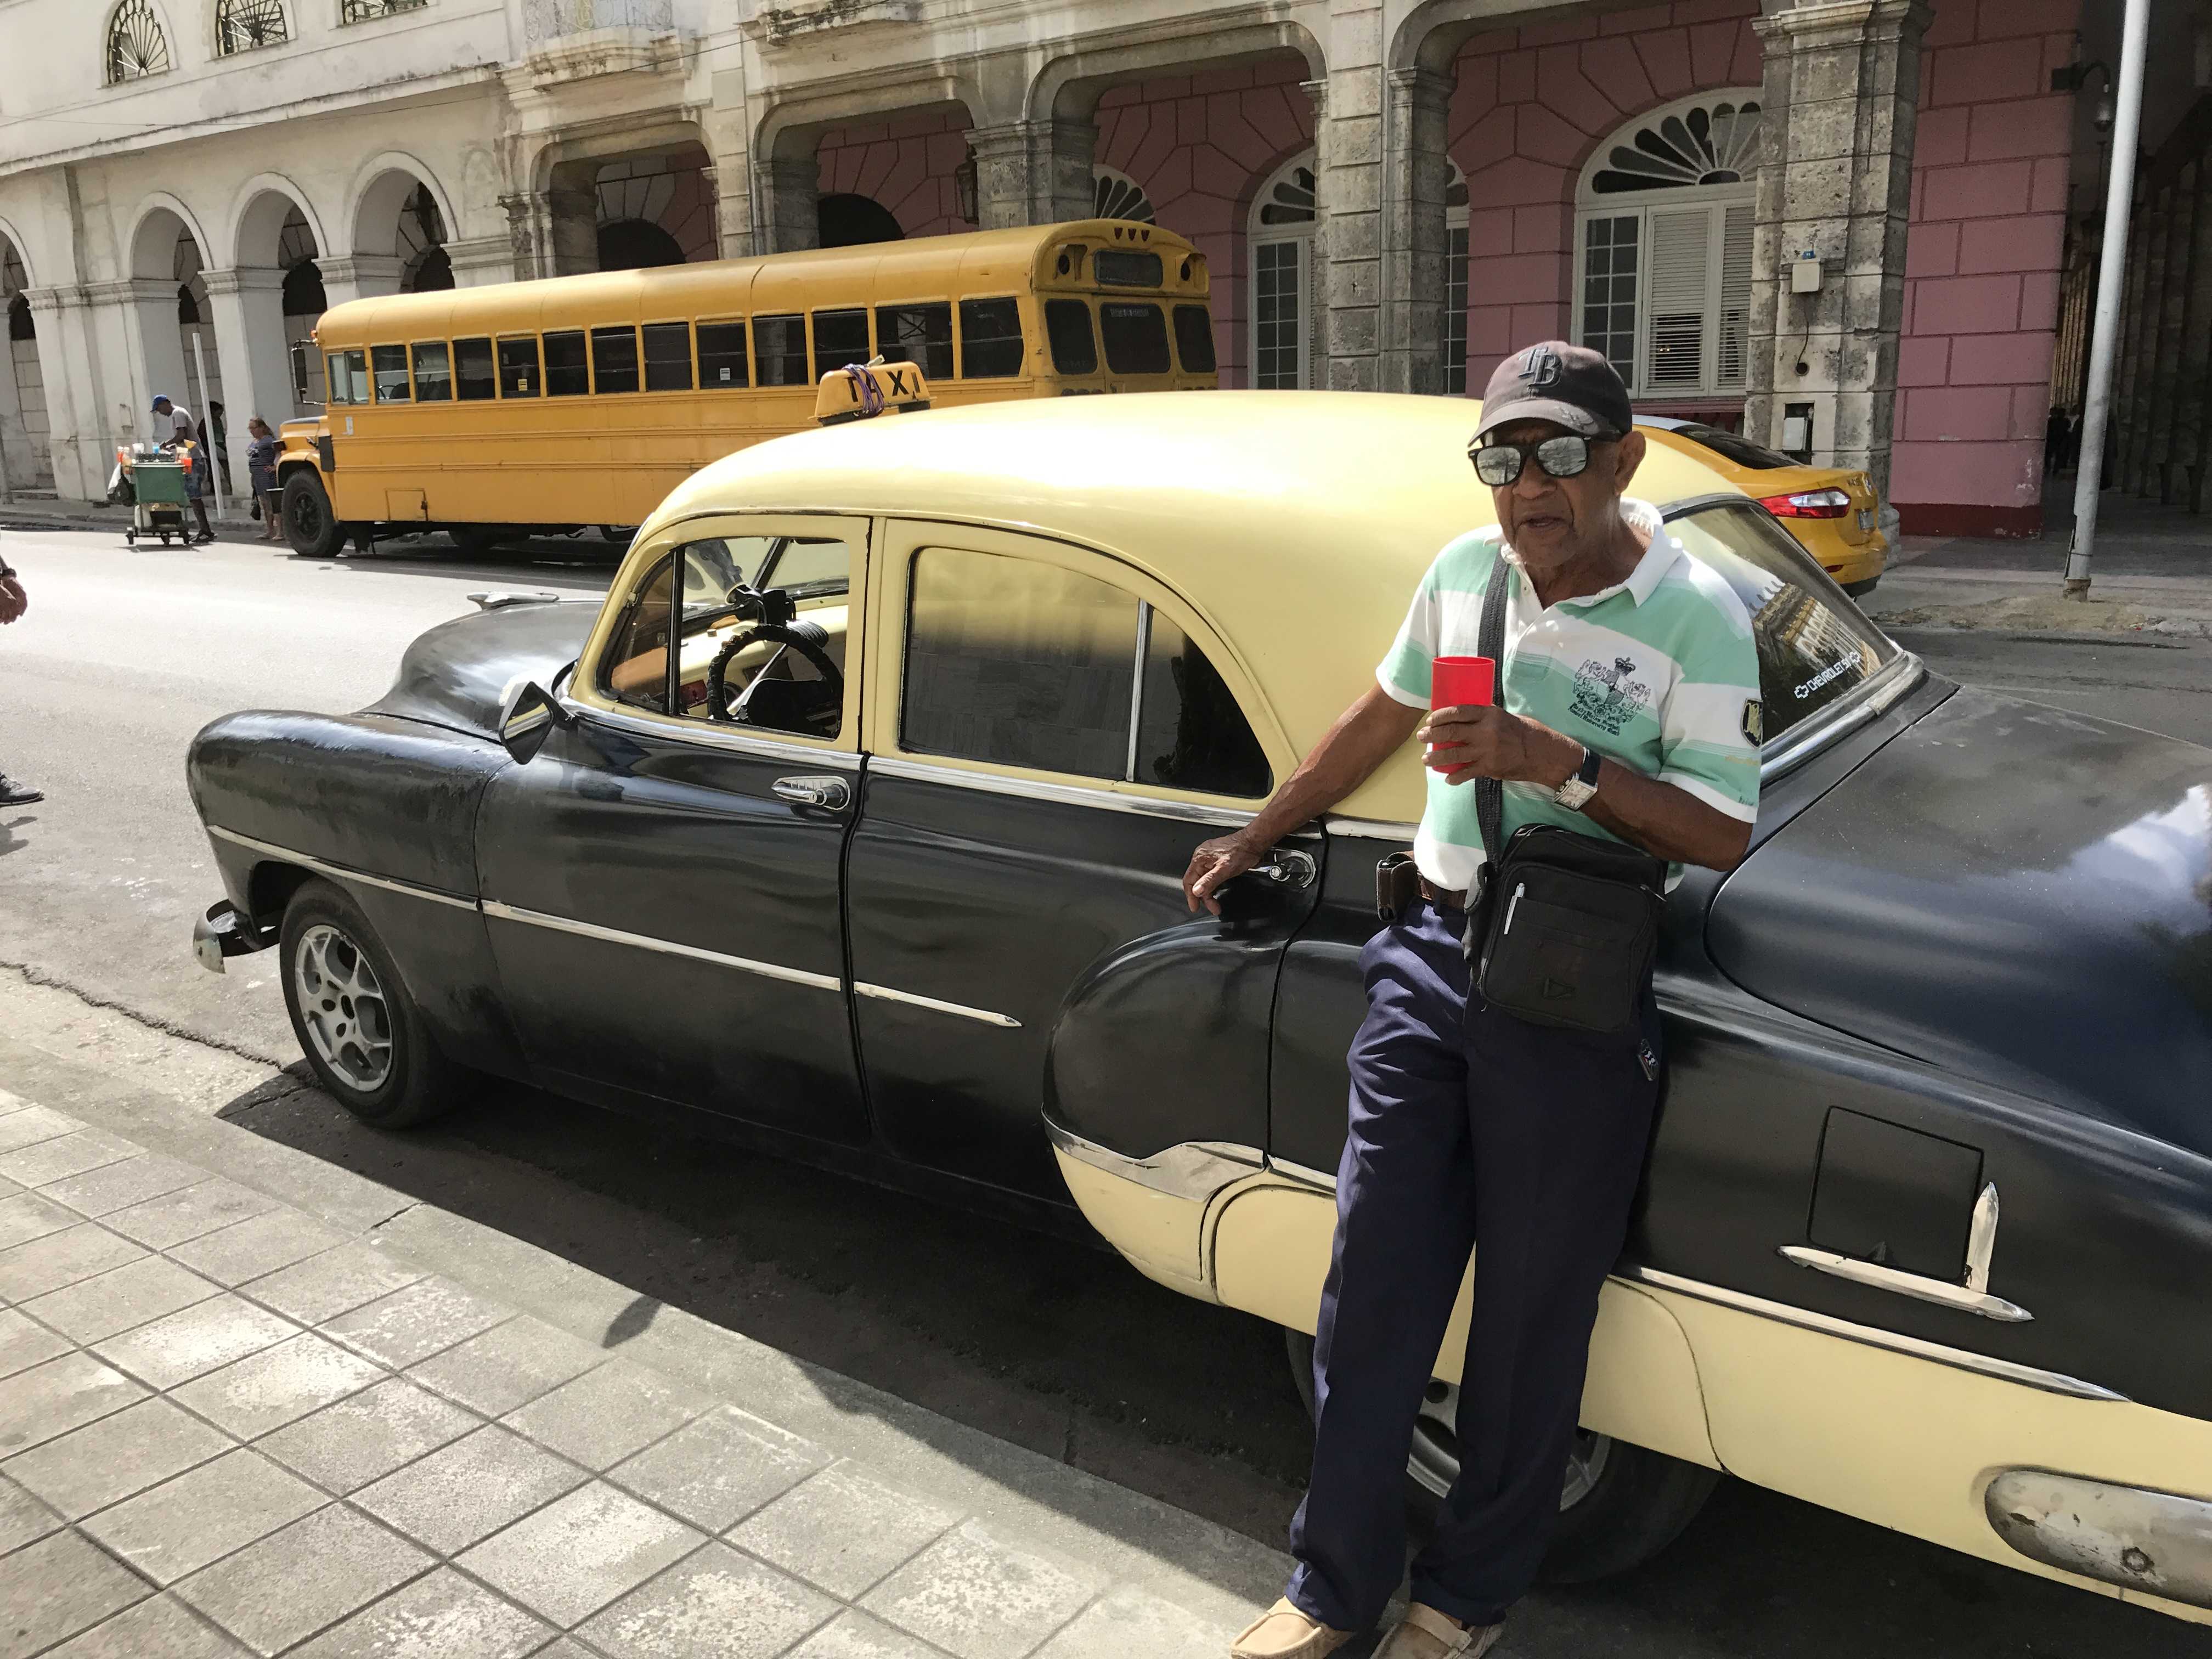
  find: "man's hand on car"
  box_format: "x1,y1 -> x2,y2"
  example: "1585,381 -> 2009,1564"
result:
1183,830 -> 1267,915
1419,704 -> 1579,789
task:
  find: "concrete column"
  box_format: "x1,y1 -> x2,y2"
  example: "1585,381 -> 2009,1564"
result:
1382,67 -> 1453,396
1746,0 -> 1932,504
759,155 -> 821,251
202,267 -> 292,506
965,120 -> 1094,231
0,319 -> 27,496
443,234 -> 518,287
92,276 -> 189,423
702,80 -> 757,258
546,160 -> 601,276
499,194 -> 545,281
24,286 -> 105,501
1313,18 -> 1384,392
318,255 -> 407,307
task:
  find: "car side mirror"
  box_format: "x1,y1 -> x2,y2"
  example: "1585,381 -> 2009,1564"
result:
498,679 -> 575,765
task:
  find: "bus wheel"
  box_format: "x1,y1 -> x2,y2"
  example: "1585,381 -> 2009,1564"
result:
281,472 -> 344,559
449,526 -> 505,557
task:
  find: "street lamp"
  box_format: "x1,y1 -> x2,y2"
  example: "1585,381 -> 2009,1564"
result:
954,148 -> 979,225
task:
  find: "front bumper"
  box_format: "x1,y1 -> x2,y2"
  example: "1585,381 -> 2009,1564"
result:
192,901 -> 274,974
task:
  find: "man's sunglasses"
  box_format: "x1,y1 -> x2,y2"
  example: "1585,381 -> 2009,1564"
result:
1469,433 -> 1613,487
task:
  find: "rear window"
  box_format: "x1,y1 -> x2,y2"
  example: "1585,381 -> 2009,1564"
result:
697,321 -> 748,388
1100,302 -> 1171,375
1045,300 -> 1097,375
960,298 -> 1024,378
1094,250 -> 1164,288
1173,306 -> 1216,375
1666,423 -> 1798,470
1666,502 -> 1897,746
877,303 -> 953,379
544,331 -> 589,397
755,315 -> 809,386
455,337 -> 495,402
497,337 -> 539,398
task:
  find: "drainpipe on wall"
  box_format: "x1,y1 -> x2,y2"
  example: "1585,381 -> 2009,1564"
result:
2065,0 -> 2152,600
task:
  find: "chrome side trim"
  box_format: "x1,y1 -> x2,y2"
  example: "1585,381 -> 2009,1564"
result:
854,981 -> 1021,1029
868,754 -> 1257,828
1778,1245 -> 2034,1323
1043,1119 -> 1264,1201
573,703 -> 862,771
1758,657 -> 1926,782
1325,817 -> 1419,843
1985,1469 -> 2212,1608
1623,1265 -> 2123,1402
208,827 -> 479,913
1266,1156 -> 1340,1191
480,900 -> 842,993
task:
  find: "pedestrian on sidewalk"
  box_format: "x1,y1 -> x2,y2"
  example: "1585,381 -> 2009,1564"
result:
150,395 -> 216,545
0,551 -> 41,806
1185,343 -> 1761,1659
246,417 -> 283,541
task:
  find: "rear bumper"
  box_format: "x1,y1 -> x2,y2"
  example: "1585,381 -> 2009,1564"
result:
192,901 -> 274,975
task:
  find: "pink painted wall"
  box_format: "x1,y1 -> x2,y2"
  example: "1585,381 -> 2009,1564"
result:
1891,0 -> 2081,534
1098,57 -> 1317,387
816,110 -> 972,240
1447,1 -> 1765,395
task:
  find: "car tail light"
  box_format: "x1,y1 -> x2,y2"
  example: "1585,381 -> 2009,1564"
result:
1759,488 -> 1853,519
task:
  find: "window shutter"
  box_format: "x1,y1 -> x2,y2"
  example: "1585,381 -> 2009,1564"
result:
1716,204 -> 1754,388
1644,207 -> 1711,391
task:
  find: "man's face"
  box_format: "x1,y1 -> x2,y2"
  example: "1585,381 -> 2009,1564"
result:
1485,418 -> 1645,572
152,400 -> 170,417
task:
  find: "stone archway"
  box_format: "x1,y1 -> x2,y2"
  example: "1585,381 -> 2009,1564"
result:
349,161 -> 458,296
126,200 -> 223,454
0,238 -> 53,492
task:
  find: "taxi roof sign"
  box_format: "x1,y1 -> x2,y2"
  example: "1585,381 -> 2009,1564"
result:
814,359 -> 933,426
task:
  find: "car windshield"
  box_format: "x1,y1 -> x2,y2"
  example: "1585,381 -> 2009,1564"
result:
1665,423 -> 1800,471
1664,501 -> 1897,749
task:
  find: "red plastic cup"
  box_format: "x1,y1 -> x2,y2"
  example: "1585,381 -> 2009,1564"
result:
1427,656 -> 1495,770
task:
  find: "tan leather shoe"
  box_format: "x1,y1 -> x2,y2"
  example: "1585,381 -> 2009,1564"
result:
1228,1598 -> 1356,1658
1373,1602 -> 1504,1657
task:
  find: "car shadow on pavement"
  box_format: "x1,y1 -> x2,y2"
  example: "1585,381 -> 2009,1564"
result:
214,1065 -> 2212,1659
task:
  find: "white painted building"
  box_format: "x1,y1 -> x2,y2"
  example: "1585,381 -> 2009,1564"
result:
0,0 -> 2163,534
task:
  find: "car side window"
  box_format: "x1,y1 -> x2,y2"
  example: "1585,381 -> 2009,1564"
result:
901,546 -> 1271,797
599,555 -> 677,713
671,535 -> 851,740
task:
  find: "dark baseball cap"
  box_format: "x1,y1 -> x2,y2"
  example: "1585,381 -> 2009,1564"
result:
1473,342 -> 1634,445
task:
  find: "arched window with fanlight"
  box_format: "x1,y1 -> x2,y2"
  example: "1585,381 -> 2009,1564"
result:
215,0 -> 289,56
1249,152 -> 1316,390
1093,168 -> 1156,225
105,0 -> 172,82
1575,91 -> 1762,402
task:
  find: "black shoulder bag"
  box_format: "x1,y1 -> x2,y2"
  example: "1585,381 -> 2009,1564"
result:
1464,562 -> 1666,1036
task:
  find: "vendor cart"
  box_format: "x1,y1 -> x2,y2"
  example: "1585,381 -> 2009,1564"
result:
117,445 -> 193,546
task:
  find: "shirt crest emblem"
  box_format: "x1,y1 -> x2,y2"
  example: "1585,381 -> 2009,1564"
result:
1568,655 -> 1648,737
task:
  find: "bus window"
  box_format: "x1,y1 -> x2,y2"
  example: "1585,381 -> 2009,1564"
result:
1173,306 -> 1217,375
755,315 -> 808,386
812,309 -> 871,378
592,327 -> 640,396
643,323 -> 692,391
960,298 -> 1024,378
1043,301 -> 1097,375
413,342 -> 453,402
877,303 -> 952,379
498,337 -> 540,398
455,338 -> 495,401
326,351 -> 366,405
1100,303 -> 1171,375
1094,249 -> 1165,289
697,320 -> 748,388
544,331 -> 589,397
371,345 -> 411,403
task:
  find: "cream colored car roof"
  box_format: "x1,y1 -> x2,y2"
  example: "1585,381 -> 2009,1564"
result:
640,390 -> 1741,823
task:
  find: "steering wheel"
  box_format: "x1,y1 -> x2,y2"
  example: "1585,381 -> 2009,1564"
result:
705,620 -> 844,727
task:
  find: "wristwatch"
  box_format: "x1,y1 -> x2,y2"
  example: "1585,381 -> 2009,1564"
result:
1553,744 -> 1602,811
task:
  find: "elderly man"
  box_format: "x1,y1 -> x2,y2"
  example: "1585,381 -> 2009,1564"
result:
1186,343 -> 1761,1659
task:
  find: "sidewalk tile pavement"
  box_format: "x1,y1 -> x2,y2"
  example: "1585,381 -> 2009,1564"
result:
0,1093 -> 1250,1655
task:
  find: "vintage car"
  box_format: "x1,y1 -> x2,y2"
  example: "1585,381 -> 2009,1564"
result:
186,387 -> 2212,1624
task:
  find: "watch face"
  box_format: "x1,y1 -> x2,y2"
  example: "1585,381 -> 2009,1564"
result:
1554,777 -> 1598,812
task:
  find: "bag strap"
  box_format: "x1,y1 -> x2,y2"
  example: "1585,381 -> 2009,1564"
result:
1472,552 -> 1512,888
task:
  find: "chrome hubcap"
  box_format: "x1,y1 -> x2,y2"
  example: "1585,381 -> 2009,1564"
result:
292,923 -> 393,1092
1410,1378 -> 1612,1510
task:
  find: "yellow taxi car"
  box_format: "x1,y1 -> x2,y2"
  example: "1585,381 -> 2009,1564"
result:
1638,415 -> 1888,595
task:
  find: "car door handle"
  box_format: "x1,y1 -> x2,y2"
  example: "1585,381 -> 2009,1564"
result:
772,775 -> 851,811
1249,849 -> 1316,888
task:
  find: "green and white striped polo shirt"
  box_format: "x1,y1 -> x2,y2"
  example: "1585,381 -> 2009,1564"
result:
1376,498 -> 1762,891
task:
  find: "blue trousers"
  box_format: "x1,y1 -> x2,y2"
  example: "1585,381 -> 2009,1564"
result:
1285,898 -> 1662,1631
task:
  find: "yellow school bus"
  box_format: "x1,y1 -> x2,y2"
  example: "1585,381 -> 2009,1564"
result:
276,220 -> 1217,557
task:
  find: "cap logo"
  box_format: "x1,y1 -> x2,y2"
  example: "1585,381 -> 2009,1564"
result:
1520,345 -> 1563,391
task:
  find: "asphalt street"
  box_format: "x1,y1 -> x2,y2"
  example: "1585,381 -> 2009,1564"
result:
3,523 -> 2209,1657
